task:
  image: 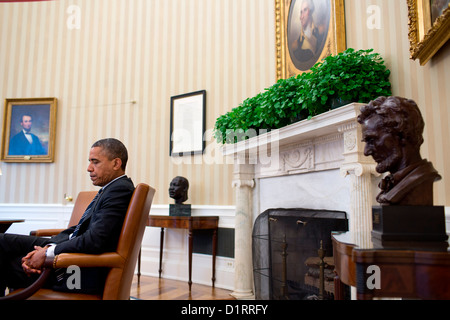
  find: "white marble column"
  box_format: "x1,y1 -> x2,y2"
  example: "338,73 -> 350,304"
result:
342,163 -> 379,247
339,122 -> 380,248
230,160 -> 255,299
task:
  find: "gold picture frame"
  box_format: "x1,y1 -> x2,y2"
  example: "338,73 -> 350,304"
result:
407,0 -> 450,65
275,0 -> 346,79
1,97 -> 57,163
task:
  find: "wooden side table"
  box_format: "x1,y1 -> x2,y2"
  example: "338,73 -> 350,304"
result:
146,215 -> 219,290
332,231 -> 450,300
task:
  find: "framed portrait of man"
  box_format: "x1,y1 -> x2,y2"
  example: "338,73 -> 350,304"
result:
1,97 -> 57,163
275,0 -> 346,79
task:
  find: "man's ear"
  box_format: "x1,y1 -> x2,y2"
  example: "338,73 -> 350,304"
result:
113,158 -> 123,170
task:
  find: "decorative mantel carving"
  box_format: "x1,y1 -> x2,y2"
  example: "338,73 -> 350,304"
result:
222,103 -> 379,299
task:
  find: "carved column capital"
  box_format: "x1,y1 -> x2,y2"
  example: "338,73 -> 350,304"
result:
232,161 -> 255,189
340,162 -> 380,178
232,179 -> 255,189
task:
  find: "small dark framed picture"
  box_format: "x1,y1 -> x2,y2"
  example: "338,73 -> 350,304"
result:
1,97 -> 57,163
170,90 -> 206,156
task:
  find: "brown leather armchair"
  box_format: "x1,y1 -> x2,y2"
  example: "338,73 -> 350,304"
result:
2,183 -> 155,300
30,191 -> 97,237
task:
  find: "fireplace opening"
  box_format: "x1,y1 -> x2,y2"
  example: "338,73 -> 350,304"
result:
252,208 -> 349,300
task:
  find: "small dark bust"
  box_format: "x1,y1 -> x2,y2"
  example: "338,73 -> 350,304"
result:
357,96 -> 441,206
168,176 -> 189,204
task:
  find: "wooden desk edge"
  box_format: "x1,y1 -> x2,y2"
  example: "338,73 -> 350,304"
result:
0,219 -> 25,223
332,232 -> 357,287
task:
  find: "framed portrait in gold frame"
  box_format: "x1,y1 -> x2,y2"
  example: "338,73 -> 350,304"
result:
407,0 -> 450,65
1,97 -> 57,163
275,0 -> 346,80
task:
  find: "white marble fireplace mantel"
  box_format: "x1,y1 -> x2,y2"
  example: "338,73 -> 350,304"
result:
222,103 -> 380,299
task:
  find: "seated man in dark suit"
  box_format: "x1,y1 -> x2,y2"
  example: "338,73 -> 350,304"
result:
0,138 -> 135,295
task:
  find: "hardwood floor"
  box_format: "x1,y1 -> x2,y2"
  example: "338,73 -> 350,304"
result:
130,275 -> 235,300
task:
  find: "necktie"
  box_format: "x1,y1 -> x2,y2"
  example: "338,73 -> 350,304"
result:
71,188 -> 103,238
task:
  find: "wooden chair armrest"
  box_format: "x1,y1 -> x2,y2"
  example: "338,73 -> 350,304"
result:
0,268 -> 52,301
30,229 -> 65,236
46,252 -> 125,269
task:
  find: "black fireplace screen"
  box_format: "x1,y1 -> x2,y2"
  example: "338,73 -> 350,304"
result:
252,208 -> 348,300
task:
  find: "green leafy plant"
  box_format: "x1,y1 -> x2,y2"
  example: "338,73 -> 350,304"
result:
303,48 -> 392,116
214,76 -> 310,144
214,48 -> 391,144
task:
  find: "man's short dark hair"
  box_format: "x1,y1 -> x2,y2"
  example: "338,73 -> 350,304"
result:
92,138 -> 128,171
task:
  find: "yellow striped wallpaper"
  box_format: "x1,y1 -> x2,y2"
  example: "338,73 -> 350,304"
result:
0,0 -> 449,206
0,0 -> 276,205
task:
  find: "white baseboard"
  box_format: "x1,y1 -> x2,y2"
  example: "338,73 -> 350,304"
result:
0,204 -> 73,234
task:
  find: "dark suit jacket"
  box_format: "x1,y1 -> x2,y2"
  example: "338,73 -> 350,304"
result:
49,176 -> 135,293
9,131 -> 46,155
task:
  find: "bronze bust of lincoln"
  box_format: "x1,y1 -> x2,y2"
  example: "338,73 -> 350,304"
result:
358,96 -> 441,206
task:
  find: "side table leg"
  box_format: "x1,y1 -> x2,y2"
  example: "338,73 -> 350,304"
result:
188,229 -> 193,291
158,227 -> 164,278
334,274 -> 345,300
137,248 -> 141,283
212,228 -> 217,288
